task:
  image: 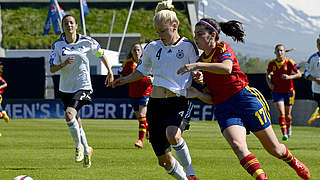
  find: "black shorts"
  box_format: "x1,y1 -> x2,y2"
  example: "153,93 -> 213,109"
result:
147,96 -> 193,156
59,90 -> 92,118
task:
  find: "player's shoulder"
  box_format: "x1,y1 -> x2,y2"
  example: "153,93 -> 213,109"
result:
52,37 -> 65,49
285,57 -> 296,65
216,41 -> 232,54
307,52 -> 319,62
79,34 -> 93,41
122,58 -> 134,66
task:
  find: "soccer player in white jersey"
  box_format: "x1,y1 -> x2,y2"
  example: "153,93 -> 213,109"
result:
304,35 -> 320,124
112,1 -> 210,180
49,15 -> 114,168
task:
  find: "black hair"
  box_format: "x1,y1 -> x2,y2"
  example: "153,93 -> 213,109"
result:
197,18 -> 245,43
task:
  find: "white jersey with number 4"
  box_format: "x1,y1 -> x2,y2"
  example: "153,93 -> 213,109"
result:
137,37 -> 199,97
49,34 -> 104,93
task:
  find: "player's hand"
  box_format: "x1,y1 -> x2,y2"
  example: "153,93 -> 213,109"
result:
281,74 -> 290,80
64,56 -> 75,65
147,75 -> 154,83
193,71 -> 203,84
105,73 -> 114,87
112,77 -> 127,88
177,63 -> 196,75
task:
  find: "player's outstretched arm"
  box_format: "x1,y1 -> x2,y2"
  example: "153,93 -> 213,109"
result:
186,87 -> 213,104
100,55 -> 114,87
112,70 -> 145,88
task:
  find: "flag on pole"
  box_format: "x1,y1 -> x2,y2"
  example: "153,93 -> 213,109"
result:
80,0 -> 89,35
43,0 -> 66,35
81,0 -> 89,16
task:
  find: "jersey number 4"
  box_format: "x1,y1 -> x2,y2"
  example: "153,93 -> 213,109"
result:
156,48 -> 162,60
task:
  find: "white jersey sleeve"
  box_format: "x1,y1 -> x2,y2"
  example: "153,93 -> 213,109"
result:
88,37 -> 104,58
304,52 -> 320,93
136,43 -> 153,76
49,39 -> 63,66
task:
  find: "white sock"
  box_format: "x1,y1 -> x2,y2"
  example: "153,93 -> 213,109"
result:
172,138 -> 195,177
165,157 -> 187,180
66,118 -> 81,149
80,127 -> 90,155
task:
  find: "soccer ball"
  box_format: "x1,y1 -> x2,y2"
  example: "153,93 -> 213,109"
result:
13,175 -> 33,180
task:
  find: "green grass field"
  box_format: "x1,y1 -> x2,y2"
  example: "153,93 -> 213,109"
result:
0,119 -> 319,180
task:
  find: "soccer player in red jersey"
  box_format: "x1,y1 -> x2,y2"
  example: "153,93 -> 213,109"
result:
266,44 -> 302,141
119,43 -> 153,148
0,63 -> 9,130
177,18 -> 310,180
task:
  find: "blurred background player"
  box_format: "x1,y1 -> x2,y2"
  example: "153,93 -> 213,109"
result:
119,43 -> 153,148
304,35 -> 320,124
177,18 -> 310,180
266,44 -> 302,141
49,15 -> 114,168
112,1 -> 201,179
0,63 -> 9,136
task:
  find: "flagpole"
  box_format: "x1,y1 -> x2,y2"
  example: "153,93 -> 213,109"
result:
53,0 -> 63,33
118,0 -> 135,54
106,11 -> 116,50
80,0 -> 87,36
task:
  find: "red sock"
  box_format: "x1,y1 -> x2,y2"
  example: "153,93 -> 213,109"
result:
280,145 -> 297,167
286,116 -> 292,129
0,111 -> 4,118
278,115 -> 287,135
138,117 -> 147,141
240,153 -> 267,179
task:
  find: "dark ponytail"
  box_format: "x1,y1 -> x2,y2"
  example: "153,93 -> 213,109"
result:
197,18 -> 245,43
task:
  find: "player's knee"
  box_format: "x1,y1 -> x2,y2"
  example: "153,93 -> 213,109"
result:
65,107 -> 77,122
230,140 -> 246,153
158,158 -> 171,169
166,129 -> 181,145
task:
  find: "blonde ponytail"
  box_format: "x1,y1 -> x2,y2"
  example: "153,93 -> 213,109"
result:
155,0 -> 174,13
154,0 -> 179,29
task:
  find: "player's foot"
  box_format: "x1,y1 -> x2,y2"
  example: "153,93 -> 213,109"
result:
75,145 -> 84,163
292,158 -> 310,180
135,139 -> 143,148
188,175 -> 199,180
307,107 -> 319,124
2,111 -> 9,123
256,173 -> 268,180
282,134 -> 288,141
83,147 -> 93,168
287,126 -> 292,138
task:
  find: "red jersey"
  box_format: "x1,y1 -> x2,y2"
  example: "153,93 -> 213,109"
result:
120,58 -> 152,98
201,41 -> 248,105
0,75 -> 6,95
267,57 -> 299,93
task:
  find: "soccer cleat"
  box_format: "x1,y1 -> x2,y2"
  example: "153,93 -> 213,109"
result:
307,107 -> 319,124
135,139 -> 143,148
287,126 -> 292,138
292,158 -> 310,180
282,134 -> 288,141
187,175 -> 199,180
2,111 -> 9,123
256,173 -> 268,180
75,145 -> 84,163
83,147 -> 93,168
